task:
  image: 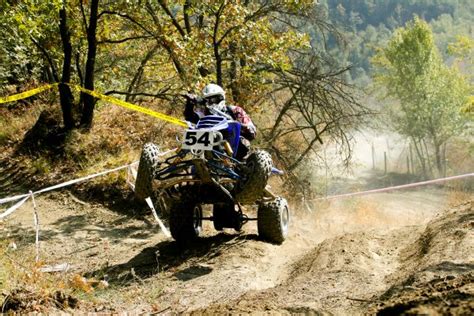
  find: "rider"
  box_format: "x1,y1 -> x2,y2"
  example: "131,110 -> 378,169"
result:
184,83 -> 257,160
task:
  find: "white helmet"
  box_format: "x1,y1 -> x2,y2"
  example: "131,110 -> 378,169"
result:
202,83 -> 226,112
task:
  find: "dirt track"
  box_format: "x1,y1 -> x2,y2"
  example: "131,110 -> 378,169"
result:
1,186 -> 473,314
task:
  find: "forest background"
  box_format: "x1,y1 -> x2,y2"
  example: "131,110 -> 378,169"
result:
0,0 -> 472,198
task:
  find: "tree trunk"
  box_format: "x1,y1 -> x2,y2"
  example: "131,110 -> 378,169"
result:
126,44 -> 159,102
422,139 -> 434,178
213,5 -> 223,86
229,42 -> 240,103
59,5 -> 75,130
434,142 -> 443,177
412,138 -> 427,179
80,0 -> 99,128
214,44 -> 222,86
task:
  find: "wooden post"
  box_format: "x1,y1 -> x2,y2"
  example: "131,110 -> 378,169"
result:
443,159 -> 447,178
384,151 -> 387,175
371,143 -> 375,170
30,191 -> 40,263
407,155 -> 410,175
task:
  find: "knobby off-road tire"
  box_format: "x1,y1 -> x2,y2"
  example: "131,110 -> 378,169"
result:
257,197 -> 290,244
234,150 -> 273,204
135,143 -> 161,201
169,197 -> 203,243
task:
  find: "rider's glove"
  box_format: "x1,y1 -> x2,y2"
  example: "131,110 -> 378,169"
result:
184,93 -> 204,106
184,93 -> 202,123
184,93 -> 197,105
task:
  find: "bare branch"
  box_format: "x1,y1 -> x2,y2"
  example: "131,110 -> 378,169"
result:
98,35 -> 153,44
30,36 -> 58,82
183,0 -> 192,34
157,0 -> 186,38
104,90 -> 174,101
80,0 -> 88,30
126,43 -> 160,102
98,11 -> 154,37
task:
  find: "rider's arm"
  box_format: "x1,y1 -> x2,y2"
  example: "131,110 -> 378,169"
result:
230,106 -> 257,140
183,95 -> 200,124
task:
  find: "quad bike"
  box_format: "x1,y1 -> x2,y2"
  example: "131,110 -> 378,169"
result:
134,111 -> 289,244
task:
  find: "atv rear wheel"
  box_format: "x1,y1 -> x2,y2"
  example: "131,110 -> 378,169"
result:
135,143 -> 161,201
234,150 -> 272,204
257,197 -> 289,244
169,198 -> 203,242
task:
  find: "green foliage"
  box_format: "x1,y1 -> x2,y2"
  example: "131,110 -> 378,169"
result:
315,0 -> 474,85
447,36 -> 474,114
0,0 -> 313,109
95,0 -> 312,106
448,35 -> 474,59
372,17 -> 470,176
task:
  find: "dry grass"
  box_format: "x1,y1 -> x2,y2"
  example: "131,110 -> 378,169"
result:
0,97 -> 184,192
0,102 -> 45,148
446,187 -> 473,207
0,240 -> 125,312
0,99 -> 182,311
0,243 -> 74,312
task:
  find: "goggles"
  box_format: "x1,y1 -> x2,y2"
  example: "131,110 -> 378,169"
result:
204,95 -> 224,105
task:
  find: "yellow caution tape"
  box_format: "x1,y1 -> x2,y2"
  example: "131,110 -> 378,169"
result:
0,83 -> 188,128
73,85 -> 188,127
0,83 -> 58,104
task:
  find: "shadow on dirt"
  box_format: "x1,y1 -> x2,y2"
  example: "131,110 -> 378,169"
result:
0,160 -> 40,197
72,185 -> 149,219
424,261 -> 474,274
16,110 -> 67,158
174,265 -> 214,281
5,213 -> 156,248
88,232 -> 260,286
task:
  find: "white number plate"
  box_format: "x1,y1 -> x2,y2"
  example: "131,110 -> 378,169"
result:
182,130 -> 216,151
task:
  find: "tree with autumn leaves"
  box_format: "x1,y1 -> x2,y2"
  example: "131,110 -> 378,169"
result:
1,0 -> 369,184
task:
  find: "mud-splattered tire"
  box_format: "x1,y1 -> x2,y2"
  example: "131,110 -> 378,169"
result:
257,197 -> 289,244
169,198 -> 203,242
234,150 -> 272,204
135,143 -> 161,201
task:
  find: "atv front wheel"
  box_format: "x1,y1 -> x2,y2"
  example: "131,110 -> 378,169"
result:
234,150 -> 272,204
169,199 -> 203,242
135,143 -> 161,201
257,197 -> 289,244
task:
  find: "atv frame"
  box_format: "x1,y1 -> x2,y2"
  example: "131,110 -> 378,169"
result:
135,120 -> 289,244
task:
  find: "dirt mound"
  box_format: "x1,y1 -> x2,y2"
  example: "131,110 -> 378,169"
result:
374,273 -> 474,315
196,200 -> 473,314
405,200 -> 473,266
370,200 -> 474,314
1,185 -> 471,313
195,229 -> 413,314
